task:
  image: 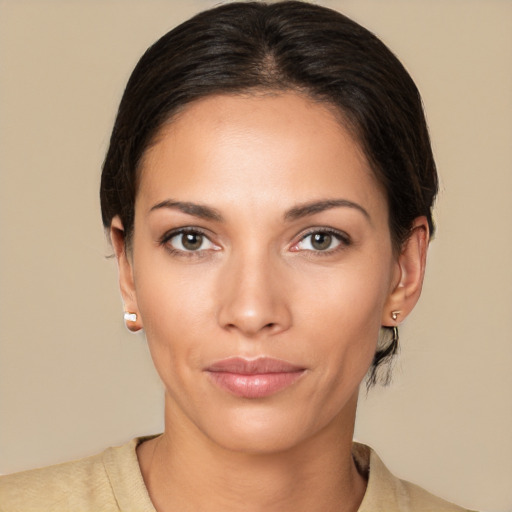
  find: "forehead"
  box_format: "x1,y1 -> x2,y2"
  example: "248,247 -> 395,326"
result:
137,92 -> 386,220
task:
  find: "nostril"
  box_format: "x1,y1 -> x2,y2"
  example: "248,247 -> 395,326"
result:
264,323 -> 280,333
224,321 -> 278,335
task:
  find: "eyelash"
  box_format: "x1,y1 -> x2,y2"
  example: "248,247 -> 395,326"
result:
291,227 -> 351,255
159,227 -> 218,258
159,227 -> 351,258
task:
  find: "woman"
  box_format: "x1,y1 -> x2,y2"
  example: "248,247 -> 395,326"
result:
0,2 -> 476,510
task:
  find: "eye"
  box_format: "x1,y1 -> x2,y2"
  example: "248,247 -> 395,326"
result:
292,229 -> 349,253
163,229 -> 219,253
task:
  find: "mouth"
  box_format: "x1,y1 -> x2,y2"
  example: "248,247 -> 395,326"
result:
205,357 -> 306,399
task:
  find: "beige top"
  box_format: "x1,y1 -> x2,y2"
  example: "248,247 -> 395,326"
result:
0,437 -> 473,512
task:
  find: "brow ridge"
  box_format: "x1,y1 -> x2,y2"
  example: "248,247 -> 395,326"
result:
149,200 -> 223,221
284,199 -> 370,221
149,198 -> 368,223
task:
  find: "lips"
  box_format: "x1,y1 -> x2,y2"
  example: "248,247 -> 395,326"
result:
205,357 -> 305,398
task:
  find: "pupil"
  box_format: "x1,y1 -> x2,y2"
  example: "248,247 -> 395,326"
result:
183,233 -> 202,250
312,233 -> 331,250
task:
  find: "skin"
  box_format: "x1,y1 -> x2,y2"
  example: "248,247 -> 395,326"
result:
111,92 -> 428,512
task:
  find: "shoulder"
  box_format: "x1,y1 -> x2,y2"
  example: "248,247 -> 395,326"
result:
0,437 -> 155,512
353,443 -> 476,512
0,449 -> 113,512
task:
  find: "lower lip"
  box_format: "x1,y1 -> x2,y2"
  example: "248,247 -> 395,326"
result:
207,371 -> 304,398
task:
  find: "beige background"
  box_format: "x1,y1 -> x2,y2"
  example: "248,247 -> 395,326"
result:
1,1 -> 511,511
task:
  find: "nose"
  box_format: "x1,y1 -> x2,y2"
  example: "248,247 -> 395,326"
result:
216,249 -> 292,338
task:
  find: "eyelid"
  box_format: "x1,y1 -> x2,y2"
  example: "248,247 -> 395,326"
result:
159,226 -> 221,253
290,227 -> 351,252
158,226 -> 350,256
160,226 -> 208,242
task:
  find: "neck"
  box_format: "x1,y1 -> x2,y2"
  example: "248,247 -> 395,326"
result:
137,393 -> 366,512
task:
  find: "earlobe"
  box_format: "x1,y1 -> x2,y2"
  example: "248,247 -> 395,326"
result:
110,216 -> 143,332
382,216 -> 429,327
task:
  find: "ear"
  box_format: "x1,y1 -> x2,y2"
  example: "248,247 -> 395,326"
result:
382,216 -> 429,327
110,216 -> 143,332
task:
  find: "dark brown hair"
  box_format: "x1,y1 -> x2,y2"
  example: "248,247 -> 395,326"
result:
100,1 -> 438,386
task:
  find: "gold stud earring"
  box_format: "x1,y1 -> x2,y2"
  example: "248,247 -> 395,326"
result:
391,310 -> 401,321
124,312 -> 137,323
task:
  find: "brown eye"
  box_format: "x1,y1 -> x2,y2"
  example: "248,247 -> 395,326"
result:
293,230 -> 347,253
311,232 -> 332,251
182,233 -> 203,251
166,230 -> 218,253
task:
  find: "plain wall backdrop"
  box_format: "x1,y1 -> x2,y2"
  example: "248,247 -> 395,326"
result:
0,1 -> 511,511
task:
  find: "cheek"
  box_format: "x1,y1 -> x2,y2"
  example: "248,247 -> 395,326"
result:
133,233 -> 213,322
296,257 -> 390,336
295,258 -> 391,377
132,255 -> 218,376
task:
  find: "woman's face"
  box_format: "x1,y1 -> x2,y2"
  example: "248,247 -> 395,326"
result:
121,92 -> 404,453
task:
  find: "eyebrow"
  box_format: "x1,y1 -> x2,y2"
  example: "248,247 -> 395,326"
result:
149,200 -> 224,222
284,199 -> 370,222
149,198 -> 370,223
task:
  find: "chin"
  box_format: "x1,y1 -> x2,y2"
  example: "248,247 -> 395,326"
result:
207,418 -> 311,455
197,398 -> 350,456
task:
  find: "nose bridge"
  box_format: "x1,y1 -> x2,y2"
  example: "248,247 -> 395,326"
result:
217,243 -> 291,336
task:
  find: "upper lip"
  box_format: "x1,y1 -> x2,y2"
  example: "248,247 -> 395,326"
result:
206,357 -> 304,374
